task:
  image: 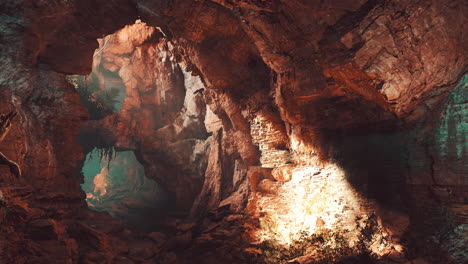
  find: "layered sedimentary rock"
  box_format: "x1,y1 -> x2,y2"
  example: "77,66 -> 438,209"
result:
0,0 -> 466,264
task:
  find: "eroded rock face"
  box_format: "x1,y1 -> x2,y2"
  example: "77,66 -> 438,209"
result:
79,21 -> 211,211
0,0 -> 466,263
0,1 -> 137,263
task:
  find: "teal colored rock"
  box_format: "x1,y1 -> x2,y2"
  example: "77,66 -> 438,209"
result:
433,75 -> 468,184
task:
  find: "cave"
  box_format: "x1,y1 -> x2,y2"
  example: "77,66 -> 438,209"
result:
0,1 -> 466,264
81,148 -> 169,232
72,21 -> 203,232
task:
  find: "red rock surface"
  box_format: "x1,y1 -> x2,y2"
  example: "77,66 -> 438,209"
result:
80,21 -> 210,211
0,0 -> 466,263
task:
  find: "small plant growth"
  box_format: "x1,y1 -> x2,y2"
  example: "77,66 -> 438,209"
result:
253,214 -> 388,264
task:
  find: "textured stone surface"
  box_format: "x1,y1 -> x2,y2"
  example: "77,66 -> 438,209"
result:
0,0 -> 466,263
79,21 -> 210,211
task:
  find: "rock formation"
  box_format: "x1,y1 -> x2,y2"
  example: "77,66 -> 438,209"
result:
78,21 -> 211,212
0,112 -> 21,177
0,0 -> 466,263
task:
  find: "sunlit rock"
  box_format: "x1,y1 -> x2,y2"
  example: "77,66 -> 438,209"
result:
0,1 -> 466,263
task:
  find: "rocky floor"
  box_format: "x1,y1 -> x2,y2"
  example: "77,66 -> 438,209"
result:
3,178 -> 464,264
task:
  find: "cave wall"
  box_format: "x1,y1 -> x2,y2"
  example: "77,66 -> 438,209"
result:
135,0 -> 467,262
0,0 -> 466,263
0,1 -> 139,263
0,0 -> 136,188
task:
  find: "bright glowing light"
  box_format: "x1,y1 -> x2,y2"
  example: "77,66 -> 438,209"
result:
254,164 -> 363,244
248,114 -> 399,258
251,159 -> 397,257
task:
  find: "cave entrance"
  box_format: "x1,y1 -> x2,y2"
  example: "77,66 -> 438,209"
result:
71,19 -> 210,232
67,71 -> 126,120
81,148 -> 169,231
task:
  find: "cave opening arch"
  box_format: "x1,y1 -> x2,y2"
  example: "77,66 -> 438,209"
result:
72,19 -> 211,231
80,147 -> 171,232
